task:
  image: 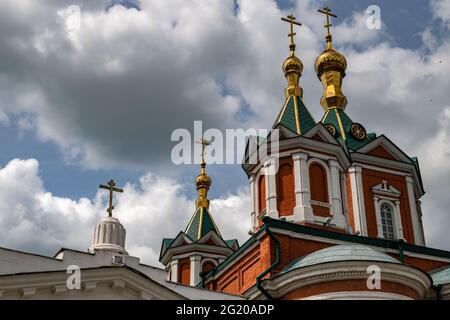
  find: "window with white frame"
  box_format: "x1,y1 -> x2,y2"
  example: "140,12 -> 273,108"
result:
380,203 -> 395,240
372,181 -> 404,240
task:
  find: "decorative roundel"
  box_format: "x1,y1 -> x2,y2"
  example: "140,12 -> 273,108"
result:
350,123 -> 367,140
325,124 -> 337,137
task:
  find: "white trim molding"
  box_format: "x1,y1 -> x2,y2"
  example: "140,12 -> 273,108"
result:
263,159 -> 279,219
374,198 -> 404,240
405,175 -> 425,245
190,255 -> 201,286
302,291 -> 412,300
249,174 -> 258,234
372,181 -> 404,240
292,152 -> 314,223
348,165 -> 368,236
245,260 -> 431,300
170,259 -> 179,283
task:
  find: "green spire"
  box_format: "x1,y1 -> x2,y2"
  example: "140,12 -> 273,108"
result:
273,95 -> 316,135
185,206 -> 222,241
321,108 -> 375,150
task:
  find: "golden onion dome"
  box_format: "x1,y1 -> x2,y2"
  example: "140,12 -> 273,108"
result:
195,164 -> 211,190
282,53 -> 303,75
314,42 -> 347,77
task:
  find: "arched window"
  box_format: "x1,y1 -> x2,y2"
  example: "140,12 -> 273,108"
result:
309,163 -> 329,203
202,261 -> 216,274
380,203 -> 395,240
258,175 -> 266,214
179,261 -> 190,285
277,163 -> 295,216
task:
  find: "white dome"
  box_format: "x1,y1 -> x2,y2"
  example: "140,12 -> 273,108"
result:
89,216 -> 128,255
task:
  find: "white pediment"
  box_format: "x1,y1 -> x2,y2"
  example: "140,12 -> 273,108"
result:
372,180 -> 401,198
303,123 -> 340,145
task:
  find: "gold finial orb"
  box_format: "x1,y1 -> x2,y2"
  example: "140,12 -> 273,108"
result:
195,164 -> 212,190
315,7 -> 347,78
282,54 -> 303,75
314,45 -> 347,78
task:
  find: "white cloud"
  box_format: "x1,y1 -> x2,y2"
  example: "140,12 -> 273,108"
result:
414,107 -> 450,250
0,0 -> 449,253
0,158 -> 250,266
0,158 -> 99,253
431,0 -> 450,26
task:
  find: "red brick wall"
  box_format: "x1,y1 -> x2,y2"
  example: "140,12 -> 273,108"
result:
361,168 -> 415,243
281,279 -> 420,300
214,246 -> 262,295
179,258 -> 190,285
207,231 -> 450,297
277,159 -> 295,216
309,163 -> 329,203
367,145 -> 397,160
345,173 -> 356,232
258,175 -> 266,214
202,261 -> 216,274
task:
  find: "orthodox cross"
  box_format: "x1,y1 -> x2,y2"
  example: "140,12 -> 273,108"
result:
318,6 -> 337,37
99,179 -> 123,217
281,14 -> 302,52
196,138 -> 211,164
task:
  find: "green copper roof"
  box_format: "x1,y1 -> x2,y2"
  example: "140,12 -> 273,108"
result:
274,95 -> 316,135
283,244 -> 400,272
185,206 -> 222,241
432,267 -> 450,285
161,238 -> 174,254
322,108 -> 375,151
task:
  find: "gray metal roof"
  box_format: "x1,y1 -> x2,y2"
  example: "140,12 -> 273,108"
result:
283,244 -> 400,272
431,267 -> 450,285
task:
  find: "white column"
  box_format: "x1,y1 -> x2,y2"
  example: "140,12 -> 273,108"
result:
394,200 -> 404,240
170,259 -> 179,283
292,153 -> 314,222
373,196 -> 384,238
416,200 -> 426,245
329,159 -> 346,228
264,158 -> 279,219
249,175 -> 258,233
348,165 -> 367,236
190,255 -> 201,286
405,176 -> 424,245
340,173 -> 351,231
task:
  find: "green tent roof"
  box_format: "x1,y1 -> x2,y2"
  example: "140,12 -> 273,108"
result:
273,95 -> 316,135
322,108 -> 375,150
185,206 -> 222,241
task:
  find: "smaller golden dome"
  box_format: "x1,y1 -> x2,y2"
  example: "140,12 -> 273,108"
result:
282,53 -> 303,75
314,42 -> 347,77
195,164 -> 211,190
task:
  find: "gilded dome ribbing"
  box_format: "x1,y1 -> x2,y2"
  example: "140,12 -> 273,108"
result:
314,41 -> 347,78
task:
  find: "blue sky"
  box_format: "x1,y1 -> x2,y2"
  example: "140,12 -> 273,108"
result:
0,0 -> 440,198
0,0 -> 449,265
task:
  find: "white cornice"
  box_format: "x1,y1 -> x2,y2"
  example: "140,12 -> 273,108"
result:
268,227 -> 450,263
246,261 -> 431,300
0,267 -> 184,300
302,291 -> 412,300
160,243 -> 233,266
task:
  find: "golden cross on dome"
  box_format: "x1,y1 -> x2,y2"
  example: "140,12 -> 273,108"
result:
318,6 -> 337,39
281,14 -> 302,52
99,179 -> 123,217
195,138 -> 211,164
